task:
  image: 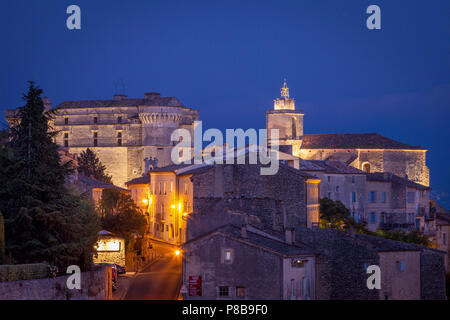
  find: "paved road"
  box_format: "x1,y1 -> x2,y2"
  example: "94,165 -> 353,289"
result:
124,241 -> 182,300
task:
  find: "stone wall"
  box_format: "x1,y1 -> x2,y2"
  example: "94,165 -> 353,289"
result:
299,149 -> 429,187
189,163 -> 309,240
295,228 -> 380,300
420,249 -> 446,300
378,251 -> 421,299
0,266 -> 112,300
183,233 -> 283,300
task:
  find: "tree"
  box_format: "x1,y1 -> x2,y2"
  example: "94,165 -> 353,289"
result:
0,82 -> 100,269
374,229 -> 430,247
319,197 -> 358,230
0,211 -> 5,264
77,148 -> 113,184
320,198 -> 431,247
0,128 -> 8,147
98,189 -> 147,241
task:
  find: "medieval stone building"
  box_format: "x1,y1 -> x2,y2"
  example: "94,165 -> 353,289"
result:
267,81 -> 430,187
6,92 -> 199,187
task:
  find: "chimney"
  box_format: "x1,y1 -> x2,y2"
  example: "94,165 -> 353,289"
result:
285,228 -> 293,245
43,96 -> 52,111
241,224 -> 247,238
113,94 -> 127,101
144,92 -> 161,99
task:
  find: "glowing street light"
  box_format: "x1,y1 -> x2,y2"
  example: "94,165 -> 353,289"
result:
142,198 -> 149,205
175,250 -> 181,256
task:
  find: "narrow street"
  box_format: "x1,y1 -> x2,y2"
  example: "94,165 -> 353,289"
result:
123,241 -> 182,300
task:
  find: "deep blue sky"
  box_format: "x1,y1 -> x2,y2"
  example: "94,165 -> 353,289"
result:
1,1 -> 449,207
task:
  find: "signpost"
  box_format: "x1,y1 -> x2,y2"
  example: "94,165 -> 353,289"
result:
188,275 -> 202,296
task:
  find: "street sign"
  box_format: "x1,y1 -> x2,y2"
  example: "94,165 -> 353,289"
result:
188,275 -> 202,296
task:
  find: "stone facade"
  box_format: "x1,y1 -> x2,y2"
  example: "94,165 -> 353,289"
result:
299,147 -> 429,187
183,224 -> 316,300
295,227 -> 446,300
365,172 -> 429,231
188,162 -> 319,241
301,159 -> 368,222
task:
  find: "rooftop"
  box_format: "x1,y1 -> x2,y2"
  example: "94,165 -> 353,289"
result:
77,174 -> 128,191
185,224 -> 316,257
302,133 -> 425,150
301,159 -> 366,174
366,172 -> 429,190
54,92 -> 187,109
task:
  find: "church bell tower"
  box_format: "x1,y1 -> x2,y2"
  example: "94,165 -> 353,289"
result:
266,79 -> 304,157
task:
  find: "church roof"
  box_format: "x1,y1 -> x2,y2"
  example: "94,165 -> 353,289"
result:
302,133 -> 425,150
301,159 -> 366,174
125,175 -> 150,185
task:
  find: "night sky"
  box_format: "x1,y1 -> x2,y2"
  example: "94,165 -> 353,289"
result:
1,1 -> 449,207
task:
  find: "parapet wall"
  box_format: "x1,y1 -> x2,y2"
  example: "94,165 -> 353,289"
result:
0,266 -> 112,300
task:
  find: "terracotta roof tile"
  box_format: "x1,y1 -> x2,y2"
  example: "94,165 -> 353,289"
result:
302,133 -> 425,150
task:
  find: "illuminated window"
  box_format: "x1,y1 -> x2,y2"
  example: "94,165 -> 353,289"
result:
218,286 -> 229,297
184,182 -> 188,194
222,249 -> 233,264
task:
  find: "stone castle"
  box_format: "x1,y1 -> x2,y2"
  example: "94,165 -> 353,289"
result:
7,92 -> 199,187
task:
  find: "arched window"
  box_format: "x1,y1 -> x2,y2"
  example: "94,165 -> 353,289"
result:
362,162 -> 371,173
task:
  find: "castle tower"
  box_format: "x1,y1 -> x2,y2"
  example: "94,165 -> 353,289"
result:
266,79 -> 304,157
